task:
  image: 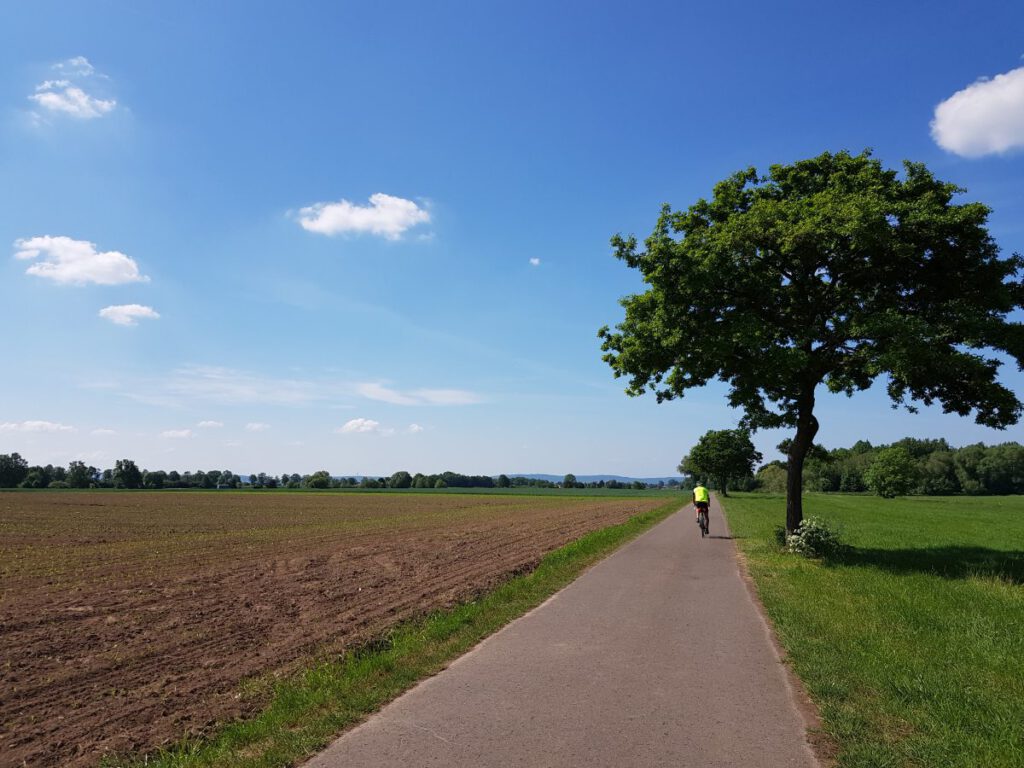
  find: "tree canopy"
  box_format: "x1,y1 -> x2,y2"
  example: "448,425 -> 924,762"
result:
679,429 -> 761,496
863,446 -> 919,498
388,470 -> 413,489
600,150 -> 1024,530
305,470 -> 333,489
113,459 -> 143,489
759,437 -> 1024,497
0,452 -> 29,487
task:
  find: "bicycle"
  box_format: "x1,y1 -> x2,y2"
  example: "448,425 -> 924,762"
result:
697,506 -> 709,538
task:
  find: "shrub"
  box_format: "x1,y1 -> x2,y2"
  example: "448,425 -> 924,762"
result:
864,446 -> 918,498
757,463 -> 788,493
785,516 -> 846,558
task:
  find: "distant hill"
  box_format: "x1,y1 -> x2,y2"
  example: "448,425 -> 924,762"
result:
507,474 -> 683,485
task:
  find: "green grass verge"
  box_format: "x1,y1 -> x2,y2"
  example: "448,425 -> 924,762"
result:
106,499 -> 682,768
722,493 -> 1024,768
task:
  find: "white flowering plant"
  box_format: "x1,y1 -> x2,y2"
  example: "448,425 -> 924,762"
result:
784,516 -> 847,559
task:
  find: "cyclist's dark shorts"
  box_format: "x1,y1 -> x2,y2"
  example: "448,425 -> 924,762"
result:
695,501 -> 709,512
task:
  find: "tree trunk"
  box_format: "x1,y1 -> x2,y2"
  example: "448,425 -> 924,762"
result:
785,401 -> 819,534
718,475 -> 730,497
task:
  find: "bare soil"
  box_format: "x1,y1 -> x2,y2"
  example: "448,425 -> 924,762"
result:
0,490 -> 665,767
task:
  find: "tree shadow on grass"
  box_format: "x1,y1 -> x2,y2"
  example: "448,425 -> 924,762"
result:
828,546 -> 1024,585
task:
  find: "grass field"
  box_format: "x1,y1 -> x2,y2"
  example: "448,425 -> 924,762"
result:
722,493 -> 1024,768
0,489 -> 680,768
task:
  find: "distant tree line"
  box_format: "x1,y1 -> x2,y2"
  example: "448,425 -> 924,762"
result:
222,470 -> 671,490
0,454 -> 243,489
0,455 -> 677,491
755,438 -> 1024,497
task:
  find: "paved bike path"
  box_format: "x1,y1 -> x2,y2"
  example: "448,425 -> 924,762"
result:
305,497 -> 820,767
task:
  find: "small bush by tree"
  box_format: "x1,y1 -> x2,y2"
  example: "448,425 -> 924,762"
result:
784,517 -> 846,558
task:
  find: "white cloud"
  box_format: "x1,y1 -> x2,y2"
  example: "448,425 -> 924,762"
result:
197,420 -> 224,428
337,418 -> 382,434
355,382 -> 418,405
91,428 -> 116,436
416,389 -> 483,405
335,418 -> 406,437
356,382 -> 482,406
56,56 -> 96,77
36,79 -> 71,91
30,86 -> 115,119
408,423 -> 424,433
99,304 -> 160,326
0,420 -> 75,432
165,365 -> 322,405
100,364 -> 488,411
160,429 -> 193,439
298,193 -> 430,239
529,257 -> 541,266
246,422 -> 270,432
15,236 -> 148,285
29,57 -> 115,120
932,66 -> 1024,157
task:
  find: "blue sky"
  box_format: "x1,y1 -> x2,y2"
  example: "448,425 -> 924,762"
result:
2,0 -> 1024,476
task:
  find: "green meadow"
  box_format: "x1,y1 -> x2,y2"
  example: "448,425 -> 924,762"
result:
722,493 -> 1024,768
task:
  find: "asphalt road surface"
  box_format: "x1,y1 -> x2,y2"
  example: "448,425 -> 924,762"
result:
305,496 -> 821,767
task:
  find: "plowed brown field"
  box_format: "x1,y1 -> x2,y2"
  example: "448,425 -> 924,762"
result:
0,490 -> 668,767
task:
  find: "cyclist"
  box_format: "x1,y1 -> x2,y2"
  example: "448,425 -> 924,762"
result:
692,481 -> 710,530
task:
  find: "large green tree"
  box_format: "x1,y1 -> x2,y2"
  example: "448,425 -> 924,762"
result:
388,470 -> 413,489
599,150 -> 1024,532
864,446 -> 918,498
0,453 -> 29,487
305,470 -> 333,489
678,428 -> 762,496
113,459 -> 143,489
66,460 -> 96,489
